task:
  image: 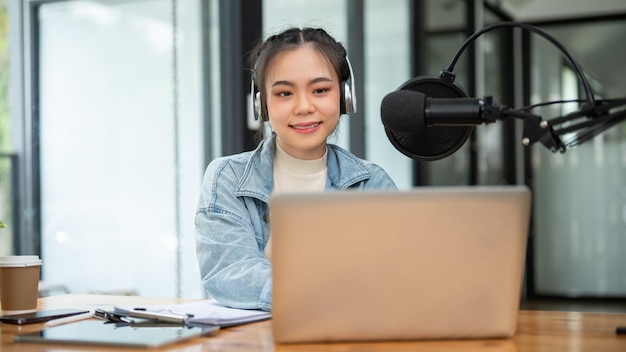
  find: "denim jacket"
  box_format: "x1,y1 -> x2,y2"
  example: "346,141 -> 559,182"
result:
194,136 -> 397,311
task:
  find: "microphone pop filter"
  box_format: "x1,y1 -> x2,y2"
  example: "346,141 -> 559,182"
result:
384,75 -> 472,161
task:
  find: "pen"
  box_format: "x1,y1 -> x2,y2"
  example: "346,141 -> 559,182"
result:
44,311 -> 94,327
127,308 -> 192,323
94,308 -> 132,324
127,310 -> 184,323
133,307 -> 194,318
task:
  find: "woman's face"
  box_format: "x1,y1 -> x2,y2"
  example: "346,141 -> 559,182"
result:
265,45 -> 341,160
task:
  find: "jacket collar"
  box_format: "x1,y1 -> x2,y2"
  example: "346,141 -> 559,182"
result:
325,143 -> 372,189
235,136 -> 372,202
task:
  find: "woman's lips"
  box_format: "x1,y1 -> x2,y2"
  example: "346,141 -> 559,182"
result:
291,122 -> 321,132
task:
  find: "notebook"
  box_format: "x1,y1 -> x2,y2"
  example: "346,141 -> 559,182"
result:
270,186 -> 531,343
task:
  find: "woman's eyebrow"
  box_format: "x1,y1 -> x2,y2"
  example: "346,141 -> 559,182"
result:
309,77 -> 334,84
271,80 -> 294,88
271,77 -> 334,88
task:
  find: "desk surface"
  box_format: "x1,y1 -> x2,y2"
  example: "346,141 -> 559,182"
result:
1,294 -> 625,351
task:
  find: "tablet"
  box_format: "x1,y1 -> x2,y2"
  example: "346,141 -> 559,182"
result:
14,319 -> 219,348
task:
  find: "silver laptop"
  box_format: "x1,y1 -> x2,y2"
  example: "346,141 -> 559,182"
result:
270,186 -> 531,343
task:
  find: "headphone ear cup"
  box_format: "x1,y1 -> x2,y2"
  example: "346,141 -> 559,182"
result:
340,83 -> 346,115
254,91 -> 262,121
251,76 -> 263,121
341,80 -> 355,114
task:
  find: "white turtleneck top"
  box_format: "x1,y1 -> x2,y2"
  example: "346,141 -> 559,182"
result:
265,142 -> 328,259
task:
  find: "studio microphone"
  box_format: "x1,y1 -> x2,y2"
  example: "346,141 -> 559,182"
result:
379,75 -> 507,161
381,89 -> 503,132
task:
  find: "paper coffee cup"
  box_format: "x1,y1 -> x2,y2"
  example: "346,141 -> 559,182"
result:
0,255 -> 42,315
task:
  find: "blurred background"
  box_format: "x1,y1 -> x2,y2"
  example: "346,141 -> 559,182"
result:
0,0 -> 624,310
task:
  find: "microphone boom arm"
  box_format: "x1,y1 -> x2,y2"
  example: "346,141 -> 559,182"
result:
381,21 -> 626,161
500,98 -> 626,152
503,108 -> 565,152
445,22 -> 596,105
469,96 -> 567,152
441,21 -> 626,153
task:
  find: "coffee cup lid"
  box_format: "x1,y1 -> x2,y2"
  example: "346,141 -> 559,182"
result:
0,255 -> 42,267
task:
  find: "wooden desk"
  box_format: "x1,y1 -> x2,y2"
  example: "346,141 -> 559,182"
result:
1,294 -> 625,351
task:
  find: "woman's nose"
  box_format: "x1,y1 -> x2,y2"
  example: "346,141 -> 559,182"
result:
294,93 -> 314,115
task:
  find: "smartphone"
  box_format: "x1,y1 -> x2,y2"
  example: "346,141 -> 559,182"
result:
0,309 -> 90,325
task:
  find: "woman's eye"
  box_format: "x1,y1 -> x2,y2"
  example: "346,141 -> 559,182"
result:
313,88 -> 329,94
277,91 -> 292,97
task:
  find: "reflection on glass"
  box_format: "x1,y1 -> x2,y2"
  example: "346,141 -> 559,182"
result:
532,21 -> 626,297
38,0 -> 204,298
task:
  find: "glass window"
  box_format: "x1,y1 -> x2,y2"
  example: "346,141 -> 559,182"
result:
531,21 -> 626,296
364,0 -> 412,189
0,156 -> 13,257
36,0 -> 205,298
0,0 -> 11,255
422,3 -> 510,187
424,4 -> 472,186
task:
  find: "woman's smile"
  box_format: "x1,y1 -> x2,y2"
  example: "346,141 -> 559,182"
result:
290,121 -> 322,133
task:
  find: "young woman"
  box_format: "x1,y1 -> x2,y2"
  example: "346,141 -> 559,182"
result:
195,27 -> 396,311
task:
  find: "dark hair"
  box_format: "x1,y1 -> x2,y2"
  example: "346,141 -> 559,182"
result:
250,27 -> 350,125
